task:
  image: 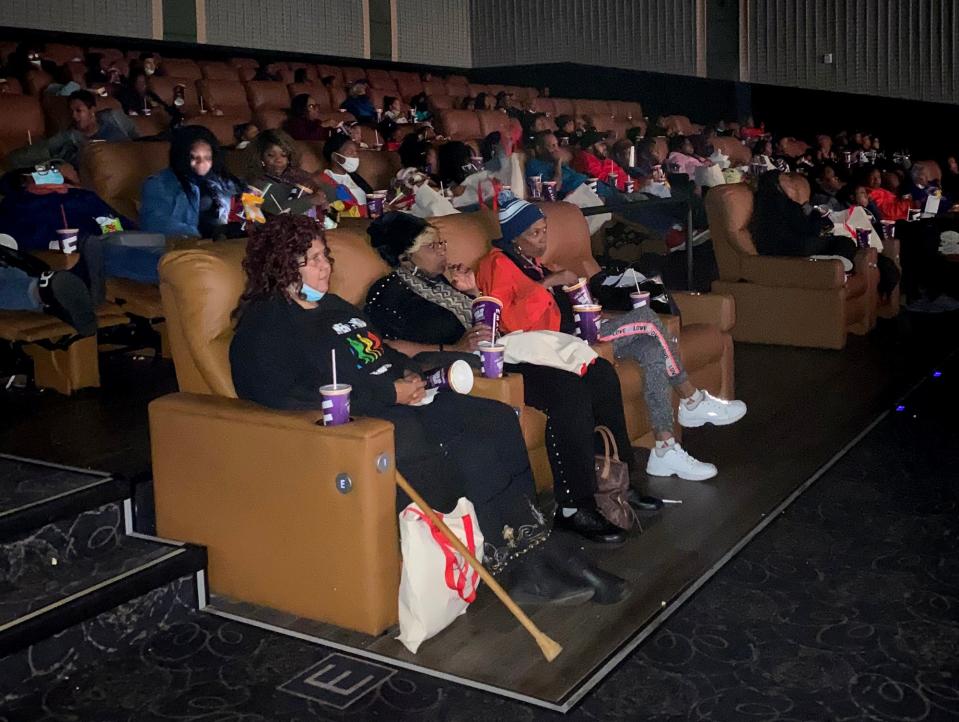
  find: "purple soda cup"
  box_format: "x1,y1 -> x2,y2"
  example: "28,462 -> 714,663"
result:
630,291 -> 650,309
479,343 -> 505,379
542,180 -> 558,201
527,175 -> 543,200
855,227 -> 871,249
562,277 -> 594,306
320,384 -> 352,426
471,296 -> 502,329
367,191 -> 386,219
624,178 -> 635,194
56,228 -> 79,254
880,220 -> 896,239
573,304 -> 602,344
587,177 -> 599,192
607,172 -> 618,188
424,359 -> 474,394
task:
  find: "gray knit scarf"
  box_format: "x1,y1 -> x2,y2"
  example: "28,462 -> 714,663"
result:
395,267 -> 474,329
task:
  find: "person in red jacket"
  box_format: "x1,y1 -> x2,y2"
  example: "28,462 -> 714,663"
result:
864,166 -> 913,221
476,195 -> 745,496
571,130 -> 627,192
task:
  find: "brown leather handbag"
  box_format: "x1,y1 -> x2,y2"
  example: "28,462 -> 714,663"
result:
594,425 -> 641,531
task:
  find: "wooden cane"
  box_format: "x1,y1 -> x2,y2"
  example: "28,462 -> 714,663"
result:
395,473 -> 563,662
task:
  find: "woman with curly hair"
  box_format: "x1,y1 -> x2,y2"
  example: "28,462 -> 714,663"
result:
229,214 -> 623,605
245,129 -> 332,217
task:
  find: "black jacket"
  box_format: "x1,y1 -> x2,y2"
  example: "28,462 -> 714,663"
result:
230,293 -> 416,414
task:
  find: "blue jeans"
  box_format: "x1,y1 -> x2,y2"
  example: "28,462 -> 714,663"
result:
0,267 -> 41,311
102,245 -> 165,284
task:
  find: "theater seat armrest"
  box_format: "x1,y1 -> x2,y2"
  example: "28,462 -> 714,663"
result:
30,250 -> 80,271
149,392 -> 396,438
470,374 -> 525,411
740,254 -> 845,289
672,292 -> 736,332
854,246 -> 878,274
882,237 -> 901,267
149,391 -> 401,635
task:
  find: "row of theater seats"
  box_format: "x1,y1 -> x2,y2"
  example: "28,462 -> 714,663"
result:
149,201 -> 736,633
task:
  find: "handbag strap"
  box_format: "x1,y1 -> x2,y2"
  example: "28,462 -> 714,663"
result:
408,506 -> 480,603
594,425 -> 620,481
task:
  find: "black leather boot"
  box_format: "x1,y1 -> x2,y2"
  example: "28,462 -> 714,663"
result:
503,552 -> 595,606
553,505 -> 627,544
542,535 -> 631,605
36,271 -> 96,337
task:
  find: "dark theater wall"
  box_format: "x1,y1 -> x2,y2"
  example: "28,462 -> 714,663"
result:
743,0 -> 959,105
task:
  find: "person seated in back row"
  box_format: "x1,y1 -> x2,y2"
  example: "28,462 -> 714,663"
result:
339,79 -> 377,124
6,90 -> 139,171
320,133 -> 373,218
752,170 -> 900,300
245,129 -> 331,217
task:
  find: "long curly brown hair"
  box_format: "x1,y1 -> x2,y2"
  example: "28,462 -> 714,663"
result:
235,214 -> 332,316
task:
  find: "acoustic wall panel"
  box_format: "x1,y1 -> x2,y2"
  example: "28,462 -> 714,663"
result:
204,0 -> 365,58
395,0 -> 472,67
3,0 -> 154,39
470,0 -> 699,77
744,0 -> 959,104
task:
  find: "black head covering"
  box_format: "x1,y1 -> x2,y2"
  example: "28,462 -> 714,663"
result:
368,212 -> 428,266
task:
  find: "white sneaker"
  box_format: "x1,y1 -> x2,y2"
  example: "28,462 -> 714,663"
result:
646,442 -> 717,481
679,391 -> 747,428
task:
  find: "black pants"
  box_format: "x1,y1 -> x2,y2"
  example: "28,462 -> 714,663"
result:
897,219 -> 958,299
377,393 -> 545,574
507,357 -> 634,507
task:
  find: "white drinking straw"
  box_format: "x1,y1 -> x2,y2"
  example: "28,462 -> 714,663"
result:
491,313 -> 498,344
374,128 -> 381,146
634,274 -> 641,294
27,130 -> 32,145
331,349 -> 337,387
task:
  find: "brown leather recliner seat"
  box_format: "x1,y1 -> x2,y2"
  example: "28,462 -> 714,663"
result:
707,179 -> 880,349
0,95 -> 45,167
435,109 -> 483,140
245,81 -> 290,111
148,76 -> 202,117
711,136 -> 752,166
196,80 -> 252,120
199,62 -> 240,81
152,226 -> 536,634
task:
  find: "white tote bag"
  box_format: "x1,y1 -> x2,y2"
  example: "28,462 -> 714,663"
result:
396,497 -> 484,653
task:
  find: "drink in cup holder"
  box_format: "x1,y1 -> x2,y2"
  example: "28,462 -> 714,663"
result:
572,304 -> 602,344
630,291 -> 650,309
56,229 -> 79,254
542,181 -> 558,201
527,175 -> 543,200
320,384 -> 352,426
366,191 -> 387,219
855,228 -> 871,249
479,343 -> 505,379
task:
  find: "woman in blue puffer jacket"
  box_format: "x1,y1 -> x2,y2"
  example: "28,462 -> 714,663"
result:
108,126 -> 243,283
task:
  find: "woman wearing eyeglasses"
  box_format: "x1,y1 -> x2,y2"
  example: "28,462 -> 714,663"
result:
285,94 -> 336,142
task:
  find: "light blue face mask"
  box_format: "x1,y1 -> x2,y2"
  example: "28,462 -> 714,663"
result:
301,283 -> 326,302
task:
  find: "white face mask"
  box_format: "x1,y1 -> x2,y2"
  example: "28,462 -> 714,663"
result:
335,153 -> 359,173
